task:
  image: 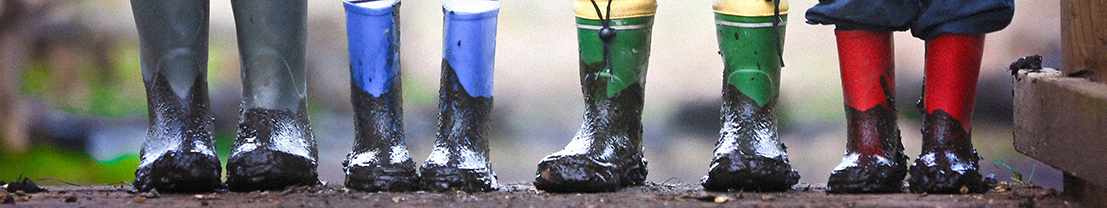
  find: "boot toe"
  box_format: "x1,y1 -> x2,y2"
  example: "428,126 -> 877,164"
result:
134,151 -> 224,193
345,161 -> 419,192
826,157 -> 908,194
701,154 -> 799,192
419,165 -> 497,192
226,148 -> 319,192
533,153 -> 646,193
908,156 -> 986,194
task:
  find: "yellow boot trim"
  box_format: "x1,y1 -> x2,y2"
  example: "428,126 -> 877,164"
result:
574,0 -> 657,20
714,0 -> 788,17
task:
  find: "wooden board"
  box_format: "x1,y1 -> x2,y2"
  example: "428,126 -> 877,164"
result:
1013,69 -> 1107,190
1060,0 -> 1107,82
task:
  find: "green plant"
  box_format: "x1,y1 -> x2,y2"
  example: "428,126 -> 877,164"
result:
993,159 -> 1035,184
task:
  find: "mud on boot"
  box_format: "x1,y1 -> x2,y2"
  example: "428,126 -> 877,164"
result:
827,102 -> 909,193
131,0 -> 224,193
418,1 -> 502,192
534,70 -> 649,193
342,0 -> 419,192
344,159 -> 419,192
419,146 -> 498,192
534,0 -> 655,193
342,75 -> 418,193
418,59 -> 499,192
225,0 -> 318,192
701,1 -> 798,190
135,74 -> 226,193
226,105 -> 319,192
908,110 -> 986,194
825,30 -> 908,192
344,86 -> 418,192
535,147 -> 648,193
827,154 -> 908,193
134,150 -> 224,193
701,89 -> 799,192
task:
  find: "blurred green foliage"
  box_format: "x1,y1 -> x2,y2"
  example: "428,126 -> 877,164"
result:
0,146 -> 139,185
6,42 -> 146,185
20,43 -> 147,118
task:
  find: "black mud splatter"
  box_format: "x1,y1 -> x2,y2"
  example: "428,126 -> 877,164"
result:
6,177 -> 46,193
344,82 -> 419,192
134,74 -> 224,193
419,59 -> 497,193
533,61 -> 648,193
908,109 -> 985,194
1008,55 -> 1042,72
701,85 -> 798,192
827,76 -> 908,193
227,103 -> 318,192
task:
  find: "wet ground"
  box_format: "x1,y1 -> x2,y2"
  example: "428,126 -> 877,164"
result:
0,182 -> 1076,207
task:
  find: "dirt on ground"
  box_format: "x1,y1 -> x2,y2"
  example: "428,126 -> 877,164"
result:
0,182 -> 1078,207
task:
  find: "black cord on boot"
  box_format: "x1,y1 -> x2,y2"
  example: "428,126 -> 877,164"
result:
771,0 -> 784,67
590,0 -> 616,84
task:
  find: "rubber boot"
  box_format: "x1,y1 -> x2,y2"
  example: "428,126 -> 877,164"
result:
701,0 -> 800,192
533,0 -> 655,193
226,0 -> 319,192
131,0 -> 225,193
825,30 -> 908,193
909,34 -> 987,194
418,0 -> 501,192
341,0 -> 419,192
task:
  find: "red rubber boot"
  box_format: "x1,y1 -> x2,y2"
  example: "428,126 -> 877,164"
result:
909,33 -> 987,194
826,30 -> 909,193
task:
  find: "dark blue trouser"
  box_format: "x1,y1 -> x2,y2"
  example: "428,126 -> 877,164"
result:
805,0 -> 1014,40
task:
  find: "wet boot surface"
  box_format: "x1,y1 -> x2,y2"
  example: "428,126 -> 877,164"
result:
134,75 -> 224,193
534,61 -> 648,193
826,104 -> 909,193
131,0 -> 223,193
344,84 -> 419,192
909,110 -> 986,194
419,60 -> 498,193
226,104 -> 319,192
701,85 -> 799,192
827,78 -> 908,193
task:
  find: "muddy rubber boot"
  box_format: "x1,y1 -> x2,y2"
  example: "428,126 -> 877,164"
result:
825,30 -> 909,194
418,0 -> 501,193
701,0 -> 799,192
909,34 -> 987,194
225,0 -> 319,192
341,0 -> 419,192
533,0 -> 655,193
131,0 -> 225,193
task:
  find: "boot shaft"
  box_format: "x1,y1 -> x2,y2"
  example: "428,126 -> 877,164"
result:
573,0 -> 655,149
436,0 -> 500,150
345,0 -> 405,150
132,0 -> 218,165
227,0 -> 318,185
575,0 -> 655,100
835,30 -> 896,111
833,30 -> 901,158
232,0 -> 309,112
714,0 -> 787,108
132,0 -> 211,102
923,34 -> 985,131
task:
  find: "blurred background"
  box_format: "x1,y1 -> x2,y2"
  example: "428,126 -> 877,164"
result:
0,0 -> 1062,189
